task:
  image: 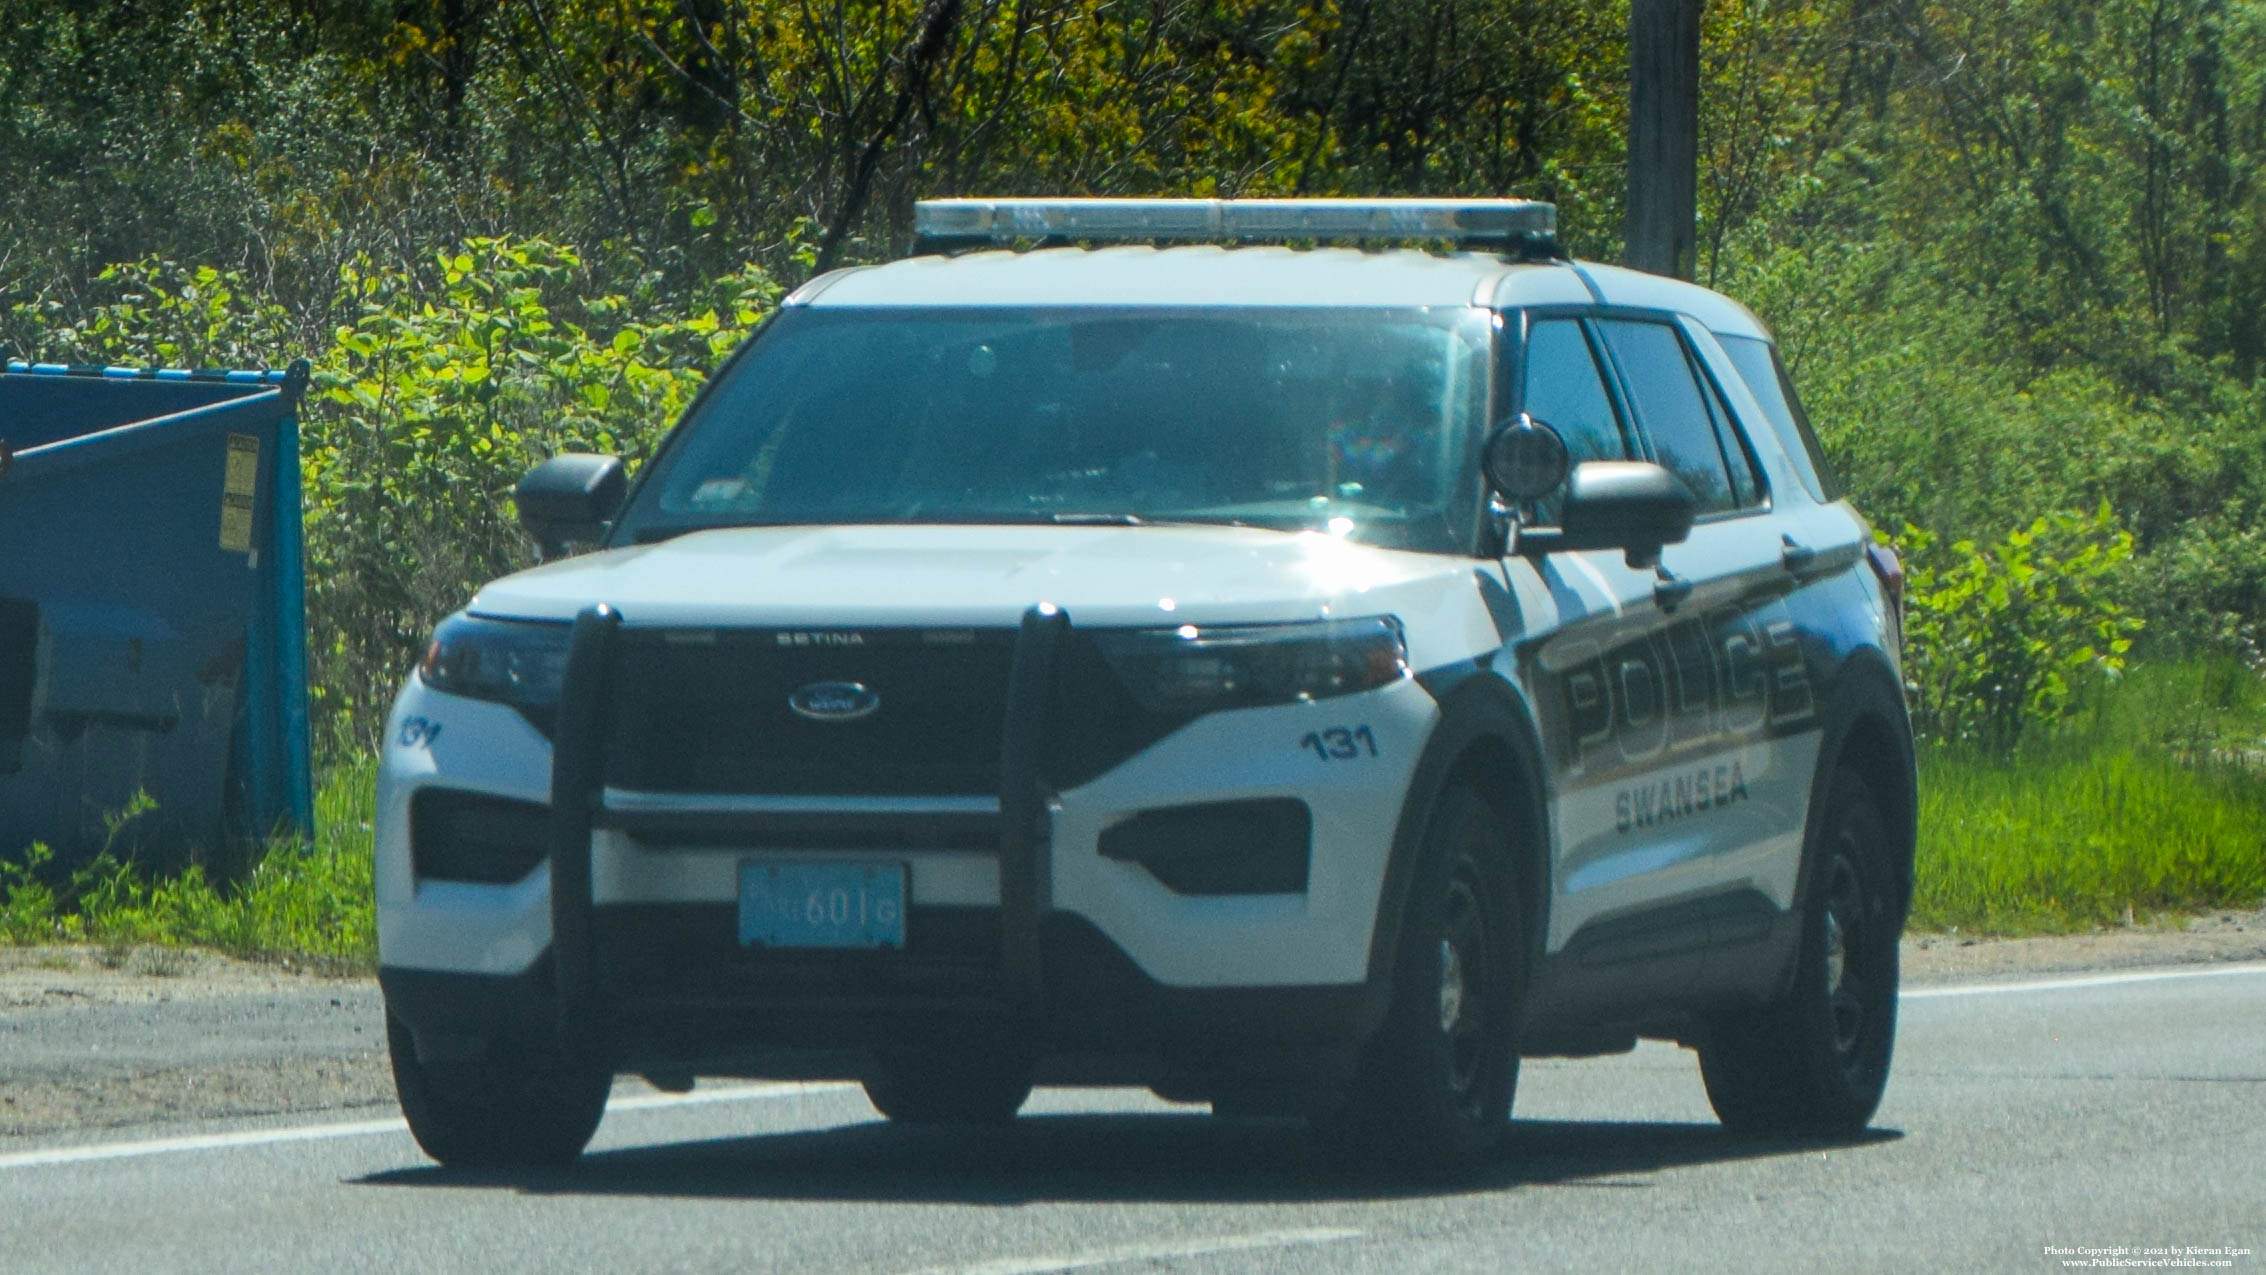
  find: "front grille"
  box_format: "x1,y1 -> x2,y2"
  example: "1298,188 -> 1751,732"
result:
605,628 -> 1018,796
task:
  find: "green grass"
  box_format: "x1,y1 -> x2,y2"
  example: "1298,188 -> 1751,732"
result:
0,761 -> 376,969
1913,660 -> 2266,934
1916,749 -> 2266,932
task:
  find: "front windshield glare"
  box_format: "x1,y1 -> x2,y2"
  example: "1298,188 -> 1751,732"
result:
616,305 -> 1494,553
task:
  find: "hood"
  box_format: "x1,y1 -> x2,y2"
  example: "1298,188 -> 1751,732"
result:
468,523 -> 1476,632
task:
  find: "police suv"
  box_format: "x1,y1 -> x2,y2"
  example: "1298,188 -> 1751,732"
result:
376,198 -> 1916,1167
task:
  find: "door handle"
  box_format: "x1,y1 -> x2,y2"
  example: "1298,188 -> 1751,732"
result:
1781,535 -> 1819,574
1654,569 -> 1693,612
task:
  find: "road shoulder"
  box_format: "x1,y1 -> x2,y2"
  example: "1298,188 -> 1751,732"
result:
1900,905 -> 2266,982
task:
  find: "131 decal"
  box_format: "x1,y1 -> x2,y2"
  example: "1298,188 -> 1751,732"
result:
1301,725 -> 1378,761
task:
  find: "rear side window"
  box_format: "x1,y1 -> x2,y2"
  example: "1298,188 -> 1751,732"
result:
1595,319 -> 1743,515
1518,318 -> 1629,465
1719,334 -> 1841,503
1693,360 -> 1764,508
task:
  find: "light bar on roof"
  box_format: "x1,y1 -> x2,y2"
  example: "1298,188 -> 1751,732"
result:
914,197 -> 1557,246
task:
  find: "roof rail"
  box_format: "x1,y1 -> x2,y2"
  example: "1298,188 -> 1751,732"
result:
913,197 -> 1560,257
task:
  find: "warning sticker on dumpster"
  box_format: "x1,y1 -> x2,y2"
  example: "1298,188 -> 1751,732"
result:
220,434 -> 259,552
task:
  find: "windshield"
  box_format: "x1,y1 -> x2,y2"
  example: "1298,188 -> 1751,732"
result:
613,305 -> 1495,553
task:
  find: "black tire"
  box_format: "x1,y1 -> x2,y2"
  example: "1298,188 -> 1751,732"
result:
386,1012 -> 612,1168
1318,783 -> 1523,1164
1699,770 -> 1900,1136
862,1049 -> 1033,1125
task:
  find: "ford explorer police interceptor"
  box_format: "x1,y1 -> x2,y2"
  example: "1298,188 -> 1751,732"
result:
375,198 -> 1916,1168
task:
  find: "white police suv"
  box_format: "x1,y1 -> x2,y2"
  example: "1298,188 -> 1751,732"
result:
375,198 -> 1916,1168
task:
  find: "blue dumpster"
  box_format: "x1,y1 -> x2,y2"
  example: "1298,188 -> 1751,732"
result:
0,361 -> 314,865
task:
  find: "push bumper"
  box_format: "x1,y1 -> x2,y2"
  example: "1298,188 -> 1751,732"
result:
391,602 -> 1392,1087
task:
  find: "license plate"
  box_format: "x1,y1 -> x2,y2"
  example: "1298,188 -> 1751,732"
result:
737,859 -> 907,950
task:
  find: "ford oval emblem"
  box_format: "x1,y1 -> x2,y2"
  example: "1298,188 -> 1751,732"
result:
788,681 -> 880,722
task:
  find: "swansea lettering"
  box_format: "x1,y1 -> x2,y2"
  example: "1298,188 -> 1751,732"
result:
1615,759 -> 1750,833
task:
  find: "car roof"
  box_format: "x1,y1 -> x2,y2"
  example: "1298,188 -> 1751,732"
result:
790,245 -> 1774,342
797,245 -> 1519,309
1573,261 -> 1771,341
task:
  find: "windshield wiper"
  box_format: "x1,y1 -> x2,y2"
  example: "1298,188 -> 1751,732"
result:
629,512 -> 1257,540
1049,511 -> 1266,529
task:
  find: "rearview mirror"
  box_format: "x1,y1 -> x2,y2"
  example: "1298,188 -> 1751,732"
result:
1515,461 -> 1696,570
515,453 -> 626,561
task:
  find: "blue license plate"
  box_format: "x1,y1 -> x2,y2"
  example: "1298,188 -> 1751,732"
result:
737,860 -> 907,950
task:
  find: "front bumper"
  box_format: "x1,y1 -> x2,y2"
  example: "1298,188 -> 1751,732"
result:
377,604 -> 1437,1081
380,910 -> 1384,1086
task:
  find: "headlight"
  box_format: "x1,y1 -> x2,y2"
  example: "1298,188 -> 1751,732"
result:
417,613 -> 573,711
1093,616 -> 1408,714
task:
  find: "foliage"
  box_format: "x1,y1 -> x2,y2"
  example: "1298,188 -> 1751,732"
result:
303,238 -> 777,742
1899,506 -> 2144,751
3,0 -> 2266,781
0,765 -> 378,967
2,258 -> 299,370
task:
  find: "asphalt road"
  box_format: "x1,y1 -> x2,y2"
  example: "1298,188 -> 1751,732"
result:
1,964 -> 2261,1275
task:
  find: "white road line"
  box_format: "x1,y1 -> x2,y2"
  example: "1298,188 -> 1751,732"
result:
0,1081 -> 855,1173
1902,960 -> 2266,1000
0,1114 -> 414,1173
896,1227 -> 1365,1275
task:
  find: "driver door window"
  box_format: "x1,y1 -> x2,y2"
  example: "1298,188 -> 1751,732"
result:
1519,318 -> 1629,467
1518,317 -> 1630,525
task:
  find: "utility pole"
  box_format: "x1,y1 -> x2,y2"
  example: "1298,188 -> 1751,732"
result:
1625,0 -> 1700,279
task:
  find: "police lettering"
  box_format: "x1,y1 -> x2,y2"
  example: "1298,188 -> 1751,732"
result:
1564,599 -> 1813,772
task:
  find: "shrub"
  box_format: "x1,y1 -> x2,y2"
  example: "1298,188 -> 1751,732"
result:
1900,505 -> 2144,752
304,238 -> 778,745
2,258 -> 301,369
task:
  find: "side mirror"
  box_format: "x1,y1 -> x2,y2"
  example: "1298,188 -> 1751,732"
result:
1518,461 -> 1696,570
515,453 -> 626,561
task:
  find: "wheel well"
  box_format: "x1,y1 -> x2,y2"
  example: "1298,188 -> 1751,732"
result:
1834,712 -> 1918,918
1362,681 -> 1552,995
1444,737 -> 1545,968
